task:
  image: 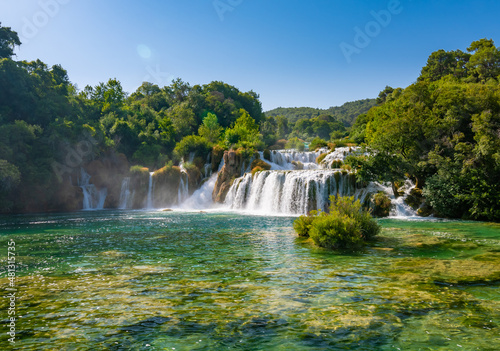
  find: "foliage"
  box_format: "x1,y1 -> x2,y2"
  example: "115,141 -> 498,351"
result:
371,192 -> 392,217
250,158 -> 271,171
174,135 -> 212,161
285,137 -> 305,151
293,212 -> 318,237
0,159 -> 20,211
353,39 -> 500,221
295,196 -> 380,250
316,153 -> 328,164
0,23 -> 21,59
198,112 -> 223,144
223,109 -> 263,149
309,137 -> 328,151
266,99 -> 376,126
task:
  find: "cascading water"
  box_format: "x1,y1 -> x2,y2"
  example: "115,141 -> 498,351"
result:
261,149 -> 327,170
118,177 -> 133,209
319,146 -> 362,168
180,173 -> 219,210
78,168 -> 107,210
177,171 -> 189,204
225,169 -> 373,215
146,172 -> 154,209
178,157 -> 224,209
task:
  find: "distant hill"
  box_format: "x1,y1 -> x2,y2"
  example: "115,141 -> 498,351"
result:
265,98 -> 376,127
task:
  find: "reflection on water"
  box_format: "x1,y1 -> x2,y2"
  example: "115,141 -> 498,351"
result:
0,211 -> 499,350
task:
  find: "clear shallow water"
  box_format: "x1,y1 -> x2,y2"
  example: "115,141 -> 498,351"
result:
0,211 -> 498,350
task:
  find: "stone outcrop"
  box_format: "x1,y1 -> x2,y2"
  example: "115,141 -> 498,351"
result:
85,152 -> 129,208
212,150 -> 243,203
152,165 -> 181,207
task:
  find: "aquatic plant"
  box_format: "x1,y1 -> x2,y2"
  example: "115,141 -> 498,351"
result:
294,195 -> 380,249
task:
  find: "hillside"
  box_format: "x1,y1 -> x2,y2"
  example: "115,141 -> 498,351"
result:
265,98 -> 376,126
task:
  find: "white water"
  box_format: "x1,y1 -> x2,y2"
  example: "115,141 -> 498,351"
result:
225,169 -> 374,215
146,172 -> 154,209
177,171 -> 189,205
118,177 -> 133,209
320,147 -> 362,168
378,179 -> 419,218
180,172 -> 219,210
78,168 -> 107,210
110,148 -> 418,218
260,149 -> 327,170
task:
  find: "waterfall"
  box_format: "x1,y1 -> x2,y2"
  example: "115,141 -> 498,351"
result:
225,169 -> 368,215
146,172 -> 154,209
177,171 -> 189,204
78,168 -> 107,210
261,149 -> 327,170
118,177 -> 133,209
180,172 -> 219,210
378,179 -> 419,217
319,147 -> 363,168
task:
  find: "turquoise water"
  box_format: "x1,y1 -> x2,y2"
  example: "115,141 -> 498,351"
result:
0,210 -> 499,350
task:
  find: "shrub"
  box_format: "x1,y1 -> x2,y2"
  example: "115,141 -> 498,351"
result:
293,212 -> 319,237
316,153 -> 328,164
291,160 -> 304,170
371,191 -> 392,217
330,160 -> 343,169
285,137 -> 305,151
310,137 -> 327,150
270,139 -> 287,150
130,165 -> 149,176
294,195 -> 380,250
309,213 -> 364,249
174,135 -> 212,161
251,166 -> 264,177
263,149 -> 271,161
330,139 -> 347,148
251,158 -> 271,171
310,137 -> 328,151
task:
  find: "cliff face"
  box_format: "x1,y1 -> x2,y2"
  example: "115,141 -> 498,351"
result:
152,165 -> 181,208
212,150 -> 242,203
85,153 -> 129,208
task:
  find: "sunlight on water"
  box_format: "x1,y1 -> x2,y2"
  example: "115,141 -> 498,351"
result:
0,211 -> 498,350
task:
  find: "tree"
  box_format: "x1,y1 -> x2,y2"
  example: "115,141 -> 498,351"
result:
376,86 -> 394,104
0,23 -> 21,59
223,109 -> 262,149
418,50 -> 471,82
466,38 -> 500,82
198,112 -> 222,144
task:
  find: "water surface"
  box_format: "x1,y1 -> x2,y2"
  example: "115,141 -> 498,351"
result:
0,211 -> 498,350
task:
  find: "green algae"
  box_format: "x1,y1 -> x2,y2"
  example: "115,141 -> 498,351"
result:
0,212 -> 499,350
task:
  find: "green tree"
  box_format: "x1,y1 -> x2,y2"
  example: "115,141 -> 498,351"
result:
0,23 -> 21,59
223,109 -> 262,149
466,38 -> 500,82
198,112 -> 222,144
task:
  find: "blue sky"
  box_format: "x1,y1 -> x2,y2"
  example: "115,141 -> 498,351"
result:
2,0 -> 500,111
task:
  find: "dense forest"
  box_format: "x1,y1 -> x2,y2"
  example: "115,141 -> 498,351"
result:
347,38 -> 500,221
266,99 -> 376,125
1,21 -> 499,222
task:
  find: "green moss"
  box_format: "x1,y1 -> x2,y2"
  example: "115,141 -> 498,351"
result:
417,202 -> 434,217
330,160 -> 343,169
291,160 -> 304,170
263,149 -> 271,161
250,159 -> 271,171
385,256 -> 500,285
316,153 -> 328,164
251,166 -> 264,177
371,192 -> 392,217
404,188 -> 423,210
